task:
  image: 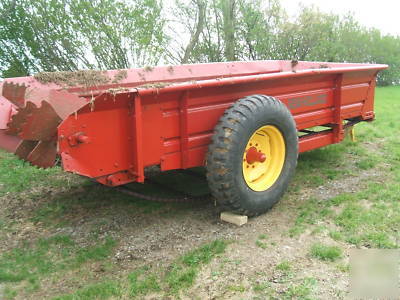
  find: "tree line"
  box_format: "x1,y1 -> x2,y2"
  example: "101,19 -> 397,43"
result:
1,0 -> 399,85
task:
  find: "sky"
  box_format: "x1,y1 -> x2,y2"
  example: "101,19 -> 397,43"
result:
280,0 -> 400,36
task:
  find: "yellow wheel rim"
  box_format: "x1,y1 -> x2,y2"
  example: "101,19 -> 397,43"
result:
242,125 -> 285,191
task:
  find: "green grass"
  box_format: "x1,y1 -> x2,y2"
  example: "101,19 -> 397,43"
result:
31,183 -> 167,225
310,243 -> 342,262
255,234 -> 268,248
287,87 -> 400,249
293,140 -> 350,188
166,239 -> 227,294
3,286 -> 18,299
253,281 -> 270,292
0,149 -> 222,298
355,157 -> 378,170
128,267 -> 160,297
0,152 -> 81,196
53,281 -> 121,300
273,260 -> 294,285
227,285 -> 246,292
0,235 -> 116,283
289,182 -> 400,248
276,260 -> 291,272
0,152 -> 208,230
50,239 -> 227,299
336,263 -> 349,273
258,234 -> 267,240
255,239 -> 267,249
283,277 -> 317,299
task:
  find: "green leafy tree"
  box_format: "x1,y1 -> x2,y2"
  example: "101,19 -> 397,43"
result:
170,0 -> 285,63
168,0 -> 226,63
1,0 -> 399,84
69,0 -> 166,69
0,0 -> 167,77
0,0 -> 89,76
235,0 -> 286,60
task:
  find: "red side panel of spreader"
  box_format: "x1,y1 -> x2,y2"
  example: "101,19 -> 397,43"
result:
0,60 -> 387,186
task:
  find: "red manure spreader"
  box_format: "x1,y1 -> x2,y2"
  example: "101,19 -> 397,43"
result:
0,61 -> 387,215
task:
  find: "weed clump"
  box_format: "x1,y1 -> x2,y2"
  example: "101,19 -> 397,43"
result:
310,243 -> 342,261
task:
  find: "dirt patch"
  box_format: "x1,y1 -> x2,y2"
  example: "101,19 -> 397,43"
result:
312,167 -> 384,201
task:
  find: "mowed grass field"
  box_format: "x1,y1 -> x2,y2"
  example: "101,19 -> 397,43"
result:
0,86 -> 399,299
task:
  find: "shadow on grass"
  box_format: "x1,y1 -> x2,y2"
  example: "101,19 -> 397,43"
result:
0,127 -> 368,233
0,135 -> 359,231
31,168 -> 214,228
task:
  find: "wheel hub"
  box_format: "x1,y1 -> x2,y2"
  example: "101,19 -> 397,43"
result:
246,146 -> 266,164
242,125 -> 286,191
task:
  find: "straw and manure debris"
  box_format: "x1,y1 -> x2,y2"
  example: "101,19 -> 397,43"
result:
111,70 -> 128,83
137,82 -> 173,89
34,69 -> 128,87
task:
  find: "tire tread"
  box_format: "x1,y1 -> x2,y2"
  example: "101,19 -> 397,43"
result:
206,95 -> 298,216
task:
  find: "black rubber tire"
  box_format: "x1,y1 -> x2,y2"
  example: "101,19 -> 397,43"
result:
206,95 -> 298,216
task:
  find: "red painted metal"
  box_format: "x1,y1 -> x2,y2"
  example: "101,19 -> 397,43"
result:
68,132 -> 90,146
0,60 -> 387,186
0,129 -> 20,152
133,93 -> 145,182
246,147 -> 266,164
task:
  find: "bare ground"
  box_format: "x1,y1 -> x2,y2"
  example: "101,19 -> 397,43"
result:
0,142 -> 386,299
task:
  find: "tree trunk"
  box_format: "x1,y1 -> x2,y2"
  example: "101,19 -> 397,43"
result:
181,0 -> 206,64
221,0 -> 236,61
